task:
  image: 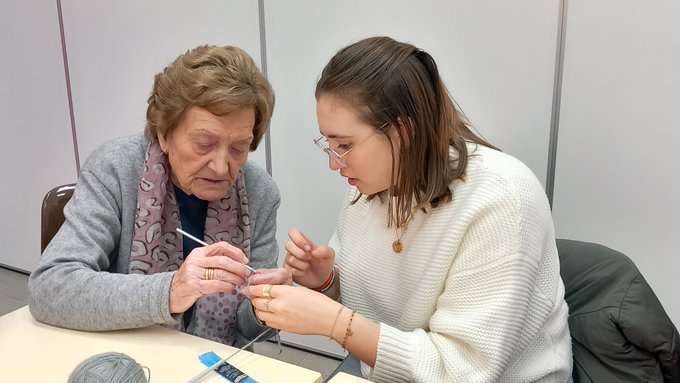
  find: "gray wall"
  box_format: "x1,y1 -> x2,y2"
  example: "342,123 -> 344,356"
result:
551,0 -> 680,331
2,0 -> 678,348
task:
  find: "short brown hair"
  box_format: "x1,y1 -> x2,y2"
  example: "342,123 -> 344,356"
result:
145,45 -> 275,151
316,36 -> 497,227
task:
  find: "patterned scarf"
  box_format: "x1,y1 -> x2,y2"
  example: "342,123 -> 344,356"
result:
129,140 -> 251,345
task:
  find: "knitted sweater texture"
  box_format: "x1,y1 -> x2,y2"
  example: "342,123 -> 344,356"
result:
334,145 -> 572,382
28,134 -> 279,345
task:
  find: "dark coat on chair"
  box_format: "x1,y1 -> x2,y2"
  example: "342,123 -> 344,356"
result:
557,239 -> 680,383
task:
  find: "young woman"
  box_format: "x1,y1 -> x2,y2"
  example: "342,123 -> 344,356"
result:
249,36 -> 572,382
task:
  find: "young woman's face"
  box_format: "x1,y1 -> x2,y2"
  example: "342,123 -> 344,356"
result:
158,106 -> 254,201
316,95 -> 398,195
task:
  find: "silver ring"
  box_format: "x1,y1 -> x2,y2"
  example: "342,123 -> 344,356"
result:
264,298 -> 271,312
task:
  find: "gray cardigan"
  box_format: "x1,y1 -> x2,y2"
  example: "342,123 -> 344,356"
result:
28,134 -> 279,344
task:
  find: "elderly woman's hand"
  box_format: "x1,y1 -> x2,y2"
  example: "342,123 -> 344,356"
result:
169,242 -> 251,314
249,267 -> 293,286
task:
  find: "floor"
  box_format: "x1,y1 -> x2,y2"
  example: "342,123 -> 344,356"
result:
0,266 -> 342,381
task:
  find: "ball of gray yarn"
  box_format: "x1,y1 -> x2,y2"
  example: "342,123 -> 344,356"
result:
68,352 -> 149,383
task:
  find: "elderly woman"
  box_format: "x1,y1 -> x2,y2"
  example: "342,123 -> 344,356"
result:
28,45 -> 289,346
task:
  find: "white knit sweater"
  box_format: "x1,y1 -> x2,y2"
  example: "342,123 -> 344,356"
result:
333,145 -> 572,382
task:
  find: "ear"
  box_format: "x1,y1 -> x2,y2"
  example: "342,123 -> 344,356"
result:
397,117 -> 411,132
392,117 -> 411,146
157,132 -> 169,154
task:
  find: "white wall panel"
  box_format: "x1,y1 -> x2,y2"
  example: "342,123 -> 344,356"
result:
264,0 -> 559,357
60,0 -> 267,168
552,0 -> 680,324
0,0 -> 77,271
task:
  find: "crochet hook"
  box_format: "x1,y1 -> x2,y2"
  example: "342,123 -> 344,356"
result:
176,228 -> 256,275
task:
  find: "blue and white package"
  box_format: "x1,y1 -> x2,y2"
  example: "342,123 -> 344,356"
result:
198,351 -> 258,383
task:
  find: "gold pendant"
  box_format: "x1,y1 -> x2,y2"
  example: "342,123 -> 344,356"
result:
392,240 -> 403,253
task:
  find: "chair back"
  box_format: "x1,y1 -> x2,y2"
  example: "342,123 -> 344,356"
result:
557,239 -> 680,383
41,183 -> 76,253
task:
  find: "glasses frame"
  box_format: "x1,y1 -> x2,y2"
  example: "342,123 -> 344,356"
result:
313,124 -> 388,168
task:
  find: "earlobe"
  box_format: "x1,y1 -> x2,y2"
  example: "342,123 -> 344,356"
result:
392,117 -> 409,147
395,117 -> 409,136
157,133 -> 168,154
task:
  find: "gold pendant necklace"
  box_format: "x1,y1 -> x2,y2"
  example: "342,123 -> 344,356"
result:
392,239 -> 404,253
392,215 -> 413,254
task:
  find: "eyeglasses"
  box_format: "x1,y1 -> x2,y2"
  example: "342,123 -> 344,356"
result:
313,124 -> 387,168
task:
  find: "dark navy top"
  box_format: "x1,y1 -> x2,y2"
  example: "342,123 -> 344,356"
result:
173,184 -> 208,328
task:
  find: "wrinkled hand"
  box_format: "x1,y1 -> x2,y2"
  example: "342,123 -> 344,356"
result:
248,267 -> 293,286
249,284 -> 342,336
283,229 -> 335,289
169,242 -> 251,314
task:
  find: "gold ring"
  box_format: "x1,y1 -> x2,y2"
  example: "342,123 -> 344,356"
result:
205,268 -> 215,280
262,284 -> 272,299
264,298 -> 271,312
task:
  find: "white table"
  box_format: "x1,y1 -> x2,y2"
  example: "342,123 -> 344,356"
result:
0,306 -> 322,382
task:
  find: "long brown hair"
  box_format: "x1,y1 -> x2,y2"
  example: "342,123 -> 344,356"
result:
316,36 -> 497,227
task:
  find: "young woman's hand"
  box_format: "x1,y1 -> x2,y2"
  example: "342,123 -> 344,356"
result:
249,284 -> 342,337
283,229 -> 335,289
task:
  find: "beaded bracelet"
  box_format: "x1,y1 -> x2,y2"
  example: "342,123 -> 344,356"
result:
312,266 -> 337,293
341,310 -> 356,350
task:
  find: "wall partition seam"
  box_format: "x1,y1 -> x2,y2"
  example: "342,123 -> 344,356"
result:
258,0 -> 273,176
546,0 -> 569,208
56,0 -> 80,175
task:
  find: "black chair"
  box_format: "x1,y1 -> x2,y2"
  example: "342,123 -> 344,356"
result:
557,239 -> 680,383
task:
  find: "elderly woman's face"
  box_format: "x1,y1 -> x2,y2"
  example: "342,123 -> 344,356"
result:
158,106 -> 254,201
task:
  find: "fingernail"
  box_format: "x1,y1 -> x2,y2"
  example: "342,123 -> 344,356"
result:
304,245 -> 311,251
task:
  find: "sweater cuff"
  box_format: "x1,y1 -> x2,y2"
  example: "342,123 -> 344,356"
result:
371,323 -> 416,382
153,271 -> 180,324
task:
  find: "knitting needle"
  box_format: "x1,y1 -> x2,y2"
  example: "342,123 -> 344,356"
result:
175,228 -> 256,275
184,328 -> 273,383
